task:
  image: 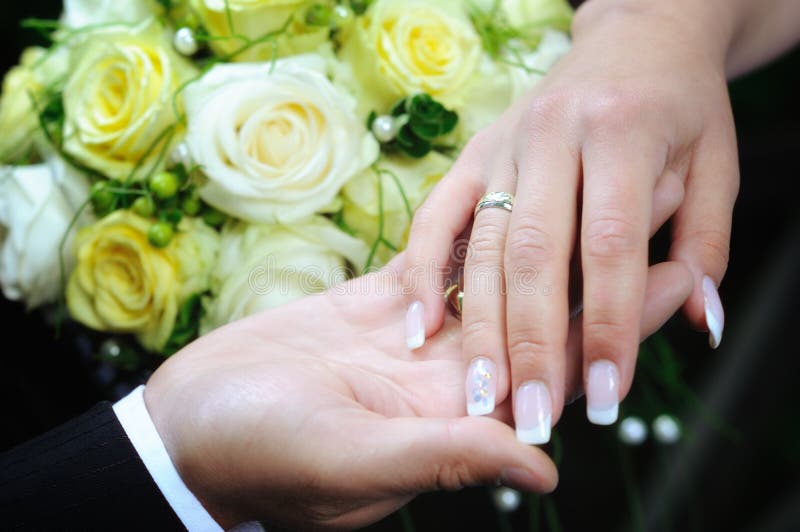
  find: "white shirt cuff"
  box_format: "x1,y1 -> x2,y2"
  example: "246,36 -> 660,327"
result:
113,385 -> 224,532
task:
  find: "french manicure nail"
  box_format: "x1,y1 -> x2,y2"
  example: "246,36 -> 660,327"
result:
586,360 -> 619,425
406,301 -> 425,350
703,276 -> 724,349
466,357 -> 497,416
515,381 -> 552,445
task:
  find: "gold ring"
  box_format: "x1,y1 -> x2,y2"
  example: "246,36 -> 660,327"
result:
474,191 -> 514,217
444,283 -> 463,320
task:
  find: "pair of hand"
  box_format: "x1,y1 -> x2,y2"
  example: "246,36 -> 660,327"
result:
404,0 -> 738,437
145,251 -> 691,529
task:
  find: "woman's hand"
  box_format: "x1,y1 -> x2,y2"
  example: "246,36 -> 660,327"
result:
404,1 -> 739,438
143,251 -> 690,530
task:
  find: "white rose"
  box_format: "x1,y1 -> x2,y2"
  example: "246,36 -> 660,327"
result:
460,30 -> 572,139
61,0 -> 162,27
185,55 -> 379,224
201,216 -> 370,332
0,157 -> 93,308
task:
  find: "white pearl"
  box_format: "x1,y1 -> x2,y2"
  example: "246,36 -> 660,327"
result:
174,27 -> 199,56
371,115 -> 397,143
492,487 -> 522,513
333,5 -> 352,24
652,414 -> 682,444
100,339 -> 121,359
618,416 -> 648,445
170,142 -> 193,169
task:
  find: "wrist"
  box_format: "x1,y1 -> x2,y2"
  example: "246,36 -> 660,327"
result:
573,0 -> 736,75
142,383 -> 245,530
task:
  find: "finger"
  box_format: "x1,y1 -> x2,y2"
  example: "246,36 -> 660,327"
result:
365,416 -> 559,495
564,261 -> 693,404
505,127 -> 579,445
669,121 -> 739,348
651,171 -> 686,234
403,135 -> 489,348
462,159 -> 517,416
581,129 -> 663,426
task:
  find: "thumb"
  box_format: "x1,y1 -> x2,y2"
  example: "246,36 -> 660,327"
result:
669,120 -> 739,349
365,416 -> 558,495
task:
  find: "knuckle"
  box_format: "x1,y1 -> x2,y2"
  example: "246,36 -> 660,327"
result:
679,228 -> 731,272
469,220 -> 508,260
583,317 -> 633,353
584,214 -> 641,259
463,314 -> 499,344
434,460 -> 472,491
507,332 -> 553,360
505,221 -> 556,266
410,202 -> 436,237
580,88 -> 646,133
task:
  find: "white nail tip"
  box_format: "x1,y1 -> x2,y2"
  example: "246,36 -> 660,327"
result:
516,415 -> 552,445
467,401 -> 495,417
702,276 -> 724,350
406,301 -> 425,350
587,404 -> 619,426
706,310 -> 722,349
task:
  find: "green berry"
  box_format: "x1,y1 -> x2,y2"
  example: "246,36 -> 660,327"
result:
90,182 -> 115,214
149,171 -> 180,200
181,196 -> 202,216
131,196 -> 156,218
148,222 -> 174,248
202,207 -> 226,228
305,4 -> 331,26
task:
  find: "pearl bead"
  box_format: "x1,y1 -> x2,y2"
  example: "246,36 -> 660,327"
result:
652,414 -> 682,444
371,115 -> 398,143
174,27 -> 199,56
333,5 -> 352,25
170,142 -> 193,169
492,487 -> 522,513
99,339 -> 121,359
618,416 -> 648,445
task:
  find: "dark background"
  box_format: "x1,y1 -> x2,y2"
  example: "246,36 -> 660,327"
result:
1,2 -> 799,531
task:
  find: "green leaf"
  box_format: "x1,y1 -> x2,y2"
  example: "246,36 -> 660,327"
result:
162,293 -> 205,356
409,119 -> 440,141
440,110 -> 458,135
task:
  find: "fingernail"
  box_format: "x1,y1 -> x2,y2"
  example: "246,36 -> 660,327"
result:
466,357 -> 497,416
586,360 -> 619,425
406,301 -> 425,350
500,467 -> 548,492
514,381 -> 552,445
703,276 -> 724,349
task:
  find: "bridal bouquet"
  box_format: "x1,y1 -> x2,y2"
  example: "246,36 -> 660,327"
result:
0,0 -> 572,362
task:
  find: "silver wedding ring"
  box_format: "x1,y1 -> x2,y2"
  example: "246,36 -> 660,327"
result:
474,191 -> 514,218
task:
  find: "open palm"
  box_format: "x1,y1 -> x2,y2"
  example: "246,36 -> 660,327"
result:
145,254 -> 690,529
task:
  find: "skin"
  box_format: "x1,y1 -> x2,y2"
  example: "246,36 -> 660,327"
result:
404,0 -> 800,431
144,253 -> 691,530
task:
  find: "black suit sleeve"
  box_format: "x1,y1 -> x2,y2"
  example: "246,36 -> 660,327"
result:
0,402 -> 185,531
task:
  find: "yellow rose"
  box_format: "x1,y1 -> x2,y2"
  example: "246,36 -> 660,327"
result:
62,21 -> 197,181
67,211 -> 219,351
0,47 -> 68,162
342,152 -> 452,266
339,0 -> 482,114
189,0 -> 329,61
